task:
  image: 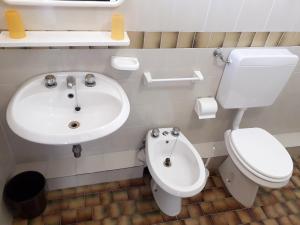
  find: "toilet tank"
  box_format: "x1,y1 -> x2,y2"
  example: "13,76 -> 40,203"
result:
217,48 -> 299,109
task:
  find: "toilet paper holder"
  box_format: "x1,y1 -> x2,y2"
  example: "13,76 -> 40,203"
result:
194,97 -> 218,119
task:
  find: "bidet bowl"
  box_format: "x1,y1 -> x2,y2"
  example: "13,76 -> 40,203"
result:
145,128 -> 207,198
6,72 -> 130,145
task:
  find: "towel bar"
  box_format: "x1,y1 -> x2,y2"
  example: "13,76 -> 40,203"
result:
143,70 -> 204,87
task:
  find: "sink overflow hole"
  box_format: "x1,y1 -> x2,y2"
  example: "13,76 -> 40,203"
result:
75,106 -> 81,112
68,121 -> 80,129
68,93 -> 74,98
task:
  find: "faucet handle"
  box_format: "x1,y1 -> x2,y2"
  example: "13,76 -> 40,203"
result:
171,127 -> 180,137
85,73 -> 96,87
151,128 -> 160,138
45,74 -> 57,88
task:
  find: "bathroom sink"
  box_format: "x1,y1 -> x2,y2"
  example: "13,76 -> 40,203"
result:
6,72 -> 130,145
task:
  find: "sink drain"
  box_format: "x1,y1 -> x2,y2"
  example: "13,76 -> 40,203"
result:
164,157 -> 172,167
68,121 -> 80,129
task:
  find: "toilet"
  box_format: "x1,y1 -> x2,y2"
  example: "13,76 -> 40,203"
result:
217,48 -> 299,207
145,127 -> 208,216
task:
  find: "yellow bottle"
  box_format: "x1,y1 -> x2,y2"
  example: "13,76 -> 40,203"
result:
111,13 -> 124,40
5,9 -> 26,39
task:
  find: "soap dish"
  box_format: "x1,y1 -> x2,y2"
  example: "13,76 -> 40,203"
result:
111,56 -> 139,71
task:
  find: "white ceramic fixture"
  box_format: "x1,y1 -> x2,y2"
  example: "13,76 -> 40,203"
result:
111,56 -> 140,71
216,48 -> 298,207
3,0 -> 125,7
7,72 -> 130,145
145,128 -> 208,216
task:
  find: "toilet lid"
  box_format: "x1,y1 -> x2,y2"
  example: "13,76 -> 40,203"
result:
230,128 -> 293,180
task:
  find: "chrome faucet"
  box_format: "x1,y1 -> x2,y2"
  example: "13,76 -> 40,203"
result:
67,76 -> 76,89
66,75 -> 80,111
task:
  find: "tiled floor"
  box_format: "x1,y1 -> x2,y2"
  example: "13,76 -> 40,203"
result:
13,155 -> 300,225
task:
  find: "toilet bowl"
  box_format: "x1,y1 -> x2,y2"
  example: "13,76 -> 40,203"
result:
219,128 -> 293,207
145,128 -> 208,216
215,48 -> 298,207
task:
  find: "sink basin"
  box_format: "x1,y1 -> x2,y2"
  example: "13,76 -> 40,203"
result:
7,72 -> 130,145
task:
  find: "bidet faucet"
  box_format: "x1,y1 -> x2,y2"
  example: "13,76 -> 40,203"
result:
171,127 -> 180,137
151,128 -> 160,138
67,76 -> 76,89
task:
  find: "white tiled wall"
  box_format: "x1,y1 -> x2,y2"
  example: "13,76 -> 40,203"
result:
0,47 -> 300,165
204,0 -> 244,32
265,0 -> 300,31
0,0 -> 299,32
234,0 -> 274,32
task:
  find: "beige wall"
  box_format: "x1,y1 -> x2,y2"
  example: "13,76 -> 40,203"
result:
0,47 -> 300,164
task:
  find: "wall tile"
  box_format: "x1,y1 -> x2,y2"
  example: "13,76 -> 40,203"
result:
204,0 -> 245,32
265,0 -> 300,31
0,1 -> 299,32
207,32 -> 226,48
176,32 -> 195,48
236,32 -> 255,47
143,32 -> 162,49
251,32 -> 269,47
265,32 -> 284,47
222,32 -> 241,47
169,0 -> 211,32
278,32 -> 300,46
235,0 -> 274,31
160,32 -> 178,48
2,47 -> 300,165
193,33 -> 211,48
127,32 -> 144,49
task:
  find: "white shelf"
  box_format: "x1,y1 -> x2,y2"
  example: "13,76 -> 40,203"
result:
3,0 -> 125,7
0,31 -> 130,48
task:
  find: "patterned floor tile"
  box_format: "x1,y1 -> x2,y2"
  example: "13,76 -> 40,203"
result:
11,155 -> 300,225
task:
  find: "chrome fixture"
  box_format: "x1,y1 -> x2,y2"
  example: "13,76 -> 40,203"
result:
44,74 -> 57,88
151,128 -> 160,138
67,76 -> 76,89
213,48 -> 231,64
72,144 -> 82,158
162,131 -> 169,136
85,74 -> 96,87
171,127 -> 180,137
66,76 -> 81,111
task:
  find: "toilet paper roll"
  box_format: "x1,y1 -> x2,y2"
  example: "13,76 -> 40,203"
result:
194,97 -> 218,119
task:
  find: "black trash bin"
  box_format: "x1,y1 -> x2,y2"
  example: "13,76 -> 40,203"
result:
3,171 -> 47,219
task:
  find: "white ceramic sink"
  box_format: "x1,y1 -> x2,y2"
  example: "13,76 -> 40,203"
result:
7,72 -> 130,145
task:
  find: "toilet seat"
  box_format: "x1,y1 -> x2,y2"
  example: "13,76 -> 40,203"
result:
228,128 -> 293,183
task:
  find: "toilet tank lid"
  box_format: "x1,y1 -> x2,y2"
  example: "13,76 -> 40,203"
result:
229,48 -> 299,66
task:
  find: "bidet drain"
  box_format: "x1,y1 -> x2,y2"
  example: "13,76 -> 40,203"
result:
68,121 -> 80,129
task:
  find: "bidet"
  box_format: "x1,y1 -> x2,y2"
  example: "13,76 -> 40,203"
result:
145,128 -> 208,216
